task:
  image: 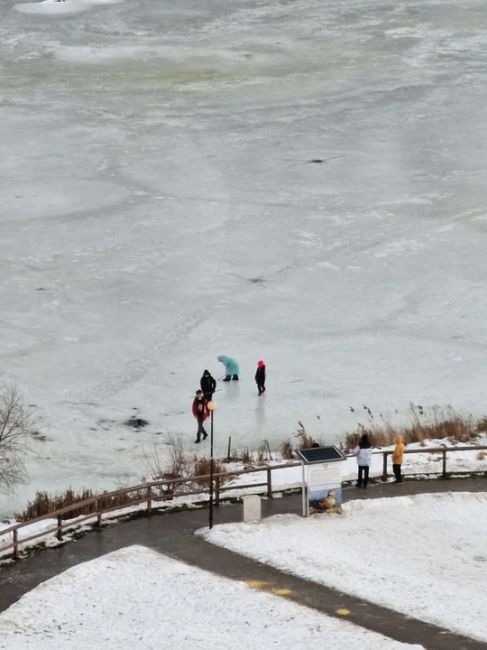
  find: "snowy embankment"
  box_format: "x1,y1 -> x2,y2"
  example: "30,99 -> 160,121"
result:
199,492 -> 487,643
0,545 -> 422,650
1,437 -> 486,559
223,436 -> 487,494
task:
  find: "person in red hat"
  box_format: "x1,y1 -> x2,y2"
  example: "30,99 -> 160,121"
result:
255,360 -> 266,395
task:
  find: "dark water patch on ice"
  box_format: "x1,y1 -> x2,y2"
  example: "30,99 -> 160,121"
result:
125,417 -> 149,429
30,430 -> 47,441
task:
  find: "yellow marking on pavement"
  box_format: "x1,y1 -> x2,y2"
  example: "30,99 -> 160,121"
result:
246,579 -> 269,589
336,608 -> 351,616
271,588 -> 292,596
246,580 -> 293,598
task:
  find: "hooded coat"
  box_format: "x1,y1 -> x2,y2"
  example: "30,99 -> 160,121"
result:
200,370 -> 216,398
192,395 -> 209,421
217,355 -> 240,376
255,361 -> 265,385
392,435 -> 405,464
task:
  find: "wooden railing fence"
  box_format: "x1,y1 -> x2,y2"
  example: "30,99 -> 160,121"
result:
379,444 -> 487,482
1,445 -> 485,561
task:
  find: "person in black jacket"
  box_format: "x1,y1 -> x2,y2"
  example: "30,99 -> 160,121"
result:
255,360 -> 266,395
200,369 -> 216,401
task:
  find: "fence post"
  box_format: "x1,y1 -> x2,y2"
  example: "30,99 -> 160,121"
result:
267,467 -> 273,498
147,485 -> 152,514
227,436 -> 232,462
95,499 -> 101,528
442,447 -> 447,478
13,528 -> 18,561
382,452 -> 388,482
215,477 -> 220,507
56,514 -> 63,541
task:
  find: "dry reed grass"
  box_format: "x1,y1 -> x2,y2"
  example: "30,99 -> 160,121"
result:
344,403 -> 482,449
294,421 -> 316,449
16,405 -> 487,522
16,486 -> 144,522
280,440 -> 294,460
192,456 -> 228,488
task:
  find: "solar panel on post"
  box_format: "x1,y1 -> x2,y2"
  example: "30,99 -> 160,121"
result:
296,446 -> 345,464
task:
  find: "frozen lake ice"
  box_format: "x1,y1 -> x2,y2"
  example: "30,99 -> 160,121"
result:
1,0 -> 487,514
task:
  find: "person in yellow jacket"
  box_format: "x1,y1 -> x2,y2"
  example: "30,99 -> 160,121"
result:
392,434 -> 405,484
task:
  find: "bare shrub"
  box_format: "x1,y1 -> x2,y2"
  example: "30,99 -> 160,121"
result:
145,435 -> 189,496
0,384 -> 31,489
165,435 -> 187,477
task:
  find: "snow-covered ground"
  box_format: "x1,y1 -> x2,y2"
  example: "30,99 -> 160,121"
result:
2,493 -> 485,647
2,0 -> 487,513
0,545 -> 423,650
200,492 -> 487,643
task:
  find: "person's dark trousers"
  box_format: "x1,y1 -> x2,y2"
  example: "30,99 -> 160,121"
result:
257,383 -> 265,394
393,464 -> 402,483
204,393 -> 213,401
358,465 -> 369,488
195,420 -> 208,442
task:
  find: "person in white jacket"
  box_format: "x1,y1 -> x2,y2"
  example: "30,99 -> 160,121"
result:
350,433 -> 373,489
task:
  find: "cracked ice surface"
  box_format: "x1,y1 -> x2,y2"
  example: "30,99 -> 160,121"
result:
1,0 -> 487,513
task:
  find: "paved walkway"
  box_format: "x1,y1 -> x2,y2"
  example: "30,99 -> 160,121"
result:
1,477 -> 486,649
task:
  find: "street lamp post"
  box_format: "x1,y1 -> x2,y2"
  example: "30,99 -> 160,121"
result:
207,400 -> 218,529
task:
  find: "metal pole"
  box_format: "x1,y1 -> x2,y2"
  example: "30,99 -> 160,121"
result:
382,451 -> 388,482
13,528 -> 18,561
301,461 -> 307,517
209,409 -> 214,529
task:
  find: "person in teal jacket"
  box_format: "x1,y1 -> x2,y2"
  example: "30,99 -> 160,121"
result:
217,355 -> 240,381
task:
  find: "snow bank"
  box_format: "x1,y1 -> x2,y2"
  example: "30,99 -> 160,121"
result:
0,545 -> 422,649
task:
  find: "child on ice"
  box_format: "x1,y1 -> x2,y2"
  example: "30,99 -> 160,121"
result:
255,360 -> 266,395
